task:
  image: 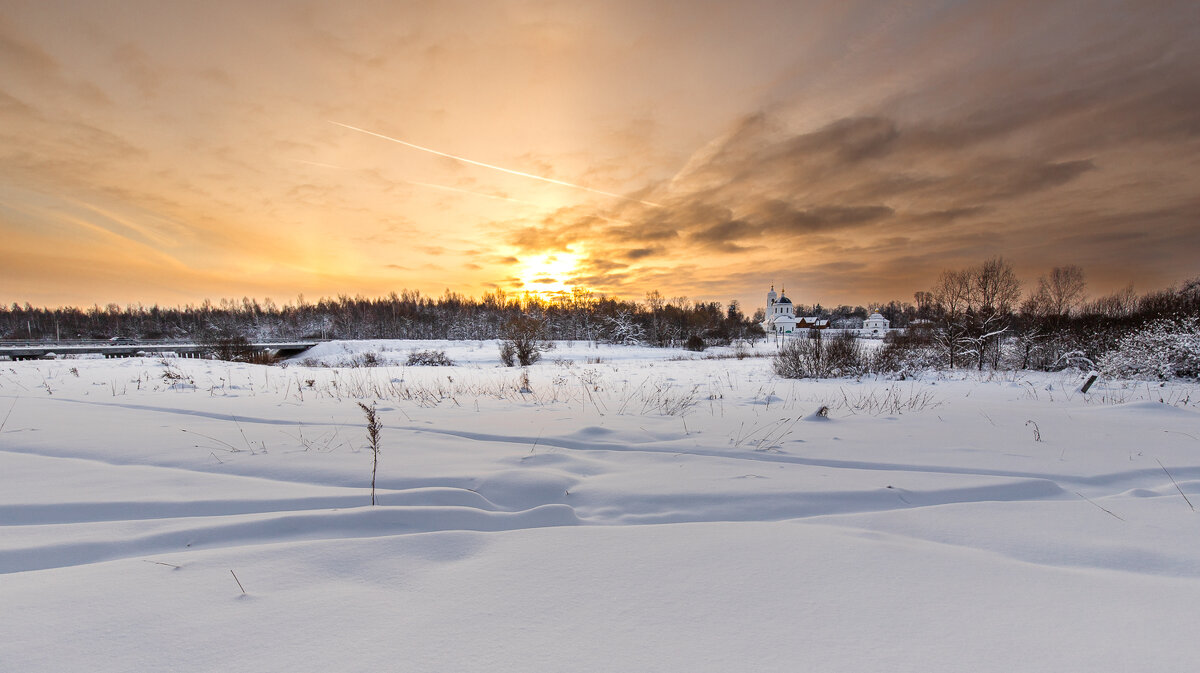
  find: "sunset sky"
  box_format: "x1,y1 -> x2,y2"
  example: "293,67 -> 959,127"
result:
2,0 -> 1198,311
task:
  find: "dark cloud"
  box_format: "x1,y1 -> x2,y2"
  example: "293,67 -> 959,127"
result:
579,258 -> 628,274
780,116 -> 900,163
506,218 -> 592,252
905,207 -> 991,225
752,202 -> 895,235
931,158 -> 1097,203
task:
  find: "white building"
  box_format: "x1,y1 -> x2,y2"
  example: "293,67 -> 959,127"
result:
862,310 -> 890,337
762,286 -> 828,335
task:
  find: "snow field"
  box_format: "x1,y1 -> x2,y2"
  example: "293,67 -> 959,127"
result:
2,340 -> 1200,671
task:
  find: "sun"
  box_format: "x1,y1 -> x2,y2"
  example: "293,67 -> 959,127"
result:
515,248 -> 583,298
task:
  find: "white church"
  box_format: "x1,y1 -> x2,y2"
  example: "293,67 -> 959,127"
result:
762,286 -> 830,335
762,285 -> 891,337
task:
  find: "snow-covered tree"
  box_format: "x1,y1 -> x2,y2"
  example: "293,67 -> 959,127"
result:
1098,316 -> 1200,379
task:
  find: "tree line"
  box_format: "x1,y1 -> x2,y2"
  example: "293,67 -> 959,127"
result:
0,288 -> 764,348
3,264 -> 1197,376
883,259 -> 1200,377
767,260 -> 1198,379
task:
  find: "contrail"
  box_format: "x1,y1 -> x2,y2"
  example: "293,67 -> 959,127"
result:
403,180 -> 543,207
330,121 -> 662,208
289,158 -> 351,170
290,156 -> 623,214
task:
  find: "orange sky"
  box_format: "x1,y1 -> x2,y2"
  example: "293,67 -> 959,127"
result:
2,0 -> 1198,311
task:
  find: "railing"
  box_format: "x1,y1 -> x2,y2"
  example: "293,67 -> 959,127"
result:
0,339 -> 321,346
0,339 -> 321,360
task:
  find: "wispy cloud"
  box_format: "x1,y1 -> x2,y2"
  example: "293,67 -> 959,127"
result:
330,121 -> 663,207
1,1 -> 1198,307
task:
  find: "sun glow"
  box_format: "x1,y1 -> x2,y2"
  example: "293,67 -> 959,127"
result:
514,249 -> 584,298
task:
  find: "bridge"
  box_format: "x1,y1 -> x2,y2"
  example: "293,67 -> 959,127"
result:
0,339 -> 320,361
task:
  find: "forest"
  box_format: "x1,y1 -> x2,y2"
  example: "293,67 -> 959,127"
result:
2,260 -> 1198,377
0,288 -> 760,349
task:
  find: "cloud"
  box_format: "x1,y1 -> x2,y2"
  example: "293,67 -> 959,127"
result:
3,1 -> 1200,309
487,8 -> 1200,303
578,258 -> 628,274
623,248 -> 658,260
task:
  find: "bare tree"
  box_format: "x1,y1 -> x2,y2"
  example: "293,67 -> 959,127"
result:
932,269 -> 973,368
934,269 -> 973,314
1082,283 -> 1137,317
968,257 -> 1022,369
973,257 -> 1022,315
913,291 -> 935,320
1034,265 -> 1087,317
1018,265 -> 1087,370
929,259 -> 1021,370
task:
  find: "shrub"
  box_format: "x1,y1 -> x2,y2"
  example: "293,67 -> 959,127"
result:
205,334 -> 256,362
1098,316 -> 1200,379
824,331 -> 866,376
684,334 -> 706,352
499,315 -> 553,367
773,330 -> 868,379
406,349 -> 455,366
344,351 -> 382,367
499,341 -> 518,367
871,326 -> 944,375
773,332 -> 828,378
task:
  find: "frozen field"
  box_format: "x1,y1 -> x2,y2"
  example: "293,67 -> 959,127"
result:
2,340 -> 1200,672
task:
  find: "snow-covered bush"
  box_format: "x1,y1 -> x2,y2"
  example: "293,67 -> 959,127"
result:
1098,316 -> 1200,379
824,331 -> 867,376
499,316 -> 553,367
772,331 -> 865,379
871,327 -> 944,375
345,351 -> 383,367
772,335 -> 823,379
406,349 -> 455,366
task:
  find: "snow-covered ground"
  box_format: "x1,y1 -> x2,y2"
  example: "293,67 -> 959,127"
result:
3,340 -> 1200,672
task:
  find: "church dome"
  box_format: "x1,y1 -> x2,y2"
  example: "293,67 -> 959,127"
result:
868,312 -> 884,320
776,295 -> 792,304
